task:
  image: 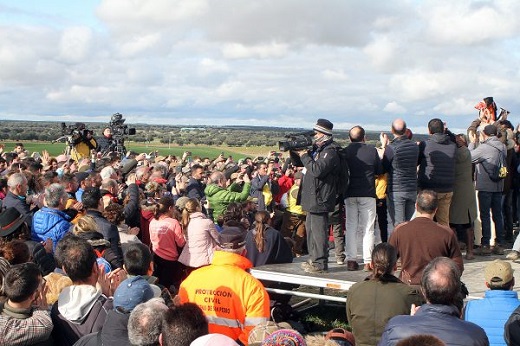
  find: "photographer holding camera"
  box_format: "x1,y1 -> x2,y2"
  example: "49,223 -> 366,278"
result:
290,118 -> 340,273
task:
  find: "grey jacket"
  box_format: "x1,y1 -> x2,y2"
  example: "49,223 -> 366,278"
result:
469,136 -> 506,192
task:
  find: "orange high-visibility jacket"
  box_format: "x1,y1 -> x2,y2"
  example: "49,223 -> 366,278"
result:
178,250 -> 270,345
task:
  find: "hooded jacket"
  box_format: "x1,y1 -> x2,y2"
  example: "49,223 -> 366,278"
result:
469,136 -> 507,192
417,133 -> 457,192
51,285 -> 112,346
178,250 -> 270,345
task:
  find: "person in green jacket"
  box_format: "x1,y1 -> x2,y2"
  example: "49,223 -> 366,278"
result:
204,171 -> 251,223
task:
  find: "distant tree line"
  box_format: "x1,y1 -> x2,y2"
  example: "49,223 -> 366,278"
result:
0,120 -> 427,147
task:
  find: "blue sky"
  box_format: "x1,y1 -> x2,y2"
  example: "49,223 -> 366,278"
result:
0,0 -> 519,134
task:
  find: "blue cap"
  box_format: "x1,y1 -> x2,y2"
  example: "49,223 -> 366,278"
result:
113,276 -> 154,312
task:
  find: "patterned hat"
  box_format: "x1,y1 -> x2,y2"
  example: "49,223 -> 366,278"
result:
313,118 -> 333,136
261,329 -> 306,346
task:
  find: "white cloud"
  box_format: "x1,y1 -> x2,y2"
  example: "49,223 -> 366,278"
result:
58,27 -> 93,63
221,42 -> 289,59
322,69 -> 348,81
384,101 -> 407,113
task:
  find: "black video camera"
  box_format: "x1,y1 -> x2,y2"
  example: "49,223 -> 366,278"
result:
60,122 -> 92,145
278,130 -> 315,152
109,113 -> 136,136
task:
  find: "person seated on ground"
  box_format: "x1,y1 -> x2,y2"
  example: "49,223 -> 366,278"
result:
465,260 -> 519,346
347,243 -> 424,346
379,257 -> 488,346
178,224 -> 270,345
73,215 -> 120,272
0,262 -> 53,346
51,235 -> 126,346
149,196 -> 186,291
128,298 -> 169,346
0,207 -> 56,275
124,242 -> 161,297
389,190 -> 463,286
178,198 -> 219,277
74,276 -> 155,345
245,210 -> 293,267
159,302 -> 208,346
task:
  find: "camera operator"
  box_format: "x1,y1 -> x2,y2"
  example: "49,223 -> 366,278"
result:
69,124 -> 97,163
290,118 -> 340,273
96,127 -> 113,154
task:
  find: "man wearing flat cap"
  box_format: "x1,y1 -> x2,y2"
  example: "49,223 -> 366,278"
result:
178,226 -> 270,345
290,118 -> 340,273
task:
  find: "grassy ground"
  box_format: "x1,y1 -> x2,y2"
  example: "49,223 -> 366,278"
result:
2,141 -> 279,159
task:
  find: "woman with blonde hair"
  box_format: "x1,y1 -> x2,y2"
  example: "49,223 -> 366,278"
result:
178,198 -> 219,276
73,215 -> 119,272
149,196 -> 186,290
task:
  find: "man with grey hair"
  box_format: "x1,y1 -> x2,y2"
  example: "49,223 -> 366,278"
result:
31,183 -> 72,247
178,226 -> 269,345
2,172 -> 33,225
128,299 -> 168,346
379,257 -> 488,346
204,170 -> 251,222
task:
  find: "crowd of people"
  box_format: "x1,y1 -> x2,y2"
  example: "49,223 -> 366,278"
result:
0,97 -> 520,345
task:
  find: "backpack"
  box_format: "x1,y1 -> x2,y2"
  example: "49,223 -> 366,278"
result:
482,143 -> 508,182
335,147 -> 350,198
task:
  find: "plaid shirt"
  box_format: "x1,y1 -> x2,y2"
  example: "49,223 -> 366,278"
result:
0,308 -> 53,346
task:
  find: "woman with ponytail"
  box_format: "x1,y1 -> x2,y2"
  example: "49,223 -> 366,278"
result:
245,211 -> 293,267
178,198 -> 219,274
149,196 -> 186,290
346,243 -> 425,346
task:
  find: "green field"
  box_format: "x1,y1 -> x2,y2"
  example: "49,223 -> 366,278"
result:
2,141 -> 279,160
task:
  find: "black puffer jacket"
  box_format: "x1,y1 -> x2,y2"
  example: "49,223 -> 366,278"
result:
418,133 -> 457,193
123,183 -> 140,228
384,136 -> 419,193
291,139 -> 339,213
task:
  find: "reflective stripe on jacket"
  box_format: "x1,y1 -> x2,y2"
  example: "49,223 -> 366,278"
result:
178,251 -> 270,345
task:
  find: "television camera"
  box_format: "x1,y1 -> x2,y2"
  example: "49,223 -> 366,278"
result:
52,122 -> 95,156
108,112 -> 136,156
278,130 -> 315,152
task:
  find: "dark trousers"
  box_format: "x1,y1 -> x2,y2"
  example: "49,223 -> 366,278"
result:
153,254 -> 184,292
478,191 -> 504,246
306,212 -> 329,270
503,190 -> 514,241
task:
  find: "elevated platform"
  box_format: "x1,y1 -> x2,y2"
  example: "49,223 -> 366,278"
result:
250,251 -> 520,304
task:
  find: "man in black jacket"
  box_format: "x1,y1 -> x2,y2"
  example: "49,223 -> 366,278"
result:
417,118 -> 456,226
291,119 -> 339,273
344,126 -> 382,271
381,119 -> 419,236
83,187 -> 123,268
